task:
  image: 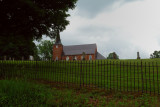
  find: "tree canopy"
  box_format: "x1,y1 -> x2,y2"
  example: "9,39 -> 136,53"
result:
0,0 -> 77,39
107,52 -> 119,59
37,40 -> 54,60
150,51 -> 160,59
0,0 -> 77,60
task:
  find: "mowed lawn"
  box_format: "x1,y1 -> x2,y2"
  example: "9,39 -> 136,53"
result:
1,59 -> 160,94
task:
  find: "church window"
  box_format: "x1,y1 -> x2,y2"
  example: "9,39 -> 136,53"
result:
73,56 -> 77,60
56,45 -> 58,48
89,55 -> 92,60
66,56 -> 69,61
81,56 -> 84,60
56,56 -> 58,61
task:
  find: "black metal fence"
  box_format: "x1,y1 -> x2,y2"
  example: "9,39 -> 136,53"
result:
0,60 -> 160,95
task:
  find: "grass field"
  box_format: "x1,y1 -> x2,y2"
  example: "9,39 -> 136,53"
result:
1,59 -> 160,94
0,79 -> 160,106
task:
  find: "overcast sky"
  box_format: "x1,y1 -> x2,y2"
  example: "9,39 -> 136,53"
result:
50,0 -> 160,59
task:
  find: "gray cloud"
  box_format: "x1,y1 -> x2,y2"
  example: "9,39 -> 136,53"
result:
61,26 -> 132,58
59,0 -> 157,59
79,26 -> 114,37
76,0 -> 144,17
61,23 -> 149,59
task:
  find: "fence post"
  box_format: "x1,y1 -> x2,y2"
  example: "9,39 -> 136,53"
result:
70,60 -> 72,85
75,60 -> 77,86
57,60 -> 59,83
89,60 -> 90,88
137,62 -> 139,92
153,62 -> 155,95
145,62 -> 147,93
104,60 -> 105,90
98,60 -> 99,88
62,60 -> 63,84
113,61 -> 115,91
101,60 -> 102,89
95,60 -> 96,89
36,59 -> 37,80
141,61 -> 144,93
130,62 -> 132,92
66,61 -> 69,87
92,60 -> 93,88
110,61 -> 111,91
83,61 -> 84,87
77,61 -> 79,85
134,62 -> 136,92
66,60 -> 68,87
156,62 -> 159,95
80,61 -> 82,87
127,62 -> 128,92
149,62 -> 151,95
117,61 -> 118,91
107,60 -> 108,91
120,61 -> 121,92
0,60 -> 2,78
123,61 -> 125,91
86,60 -> 87,87
60,60 -> 62,83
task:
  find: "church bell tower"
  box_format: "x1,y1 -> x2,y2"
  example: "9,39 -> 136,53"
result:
53,32 -> 63,61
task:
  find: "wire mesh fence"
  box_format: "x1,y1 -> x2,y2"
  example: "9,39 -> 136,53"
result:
0,59 -> 160,95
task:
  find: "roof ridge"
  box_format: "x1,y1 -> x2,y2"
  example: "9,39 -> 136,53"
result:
64,43 -> 96,47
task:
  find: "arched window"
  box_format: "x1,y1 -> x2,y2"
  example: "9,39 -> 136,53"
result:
66,56 -> 69,61
55,56 -> 58,61
73,56 -> 77,60
75,56 -> 77,60
89,55 -> 92,60
56,45 -> 58,48
81,56 -> 83,60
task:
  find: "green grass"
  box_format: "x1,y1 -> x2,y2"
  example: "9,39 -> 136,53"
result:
0,79 -> 160,106
0,79 -> 52,106
1,59 -> 160,94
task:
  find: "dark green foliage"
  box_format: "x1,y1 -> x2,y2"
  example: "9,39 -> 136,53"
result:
37,40 -> 55,60
0,36 -> 35,60
0,0 -> 77,60
150,51 -> 160,59
0,80 -> 52,106
33,45 -> 41,61
0,0 -> 77,39
107,52 -> 119,59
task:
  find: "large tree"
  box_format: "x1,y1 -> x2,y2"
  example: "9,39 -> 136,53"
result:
107,52 -> 119,59
37,40 -> 54,60
0,0 -> 77,60
150,51 -> 160,59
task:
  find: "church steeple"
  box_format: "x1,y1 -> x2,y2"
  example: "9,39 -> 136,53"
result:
53,30 -> 63,61
55,30 -> 62,44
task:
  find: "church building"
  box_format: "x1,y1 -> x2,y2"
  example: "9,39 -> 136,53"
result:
53,39 -> 105,61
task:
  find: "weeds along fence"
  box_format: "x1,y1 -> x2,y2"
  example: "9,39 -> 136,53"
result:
0,60 -> 160,95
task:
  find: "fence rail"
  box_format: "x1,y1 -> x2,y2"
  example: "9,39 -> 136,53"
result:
0,60 -> 160,95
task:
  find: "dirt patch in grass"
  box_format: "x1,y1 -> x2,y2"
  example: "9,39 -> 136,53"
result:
32,79 -> 160,107
1,78 -> 160,106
